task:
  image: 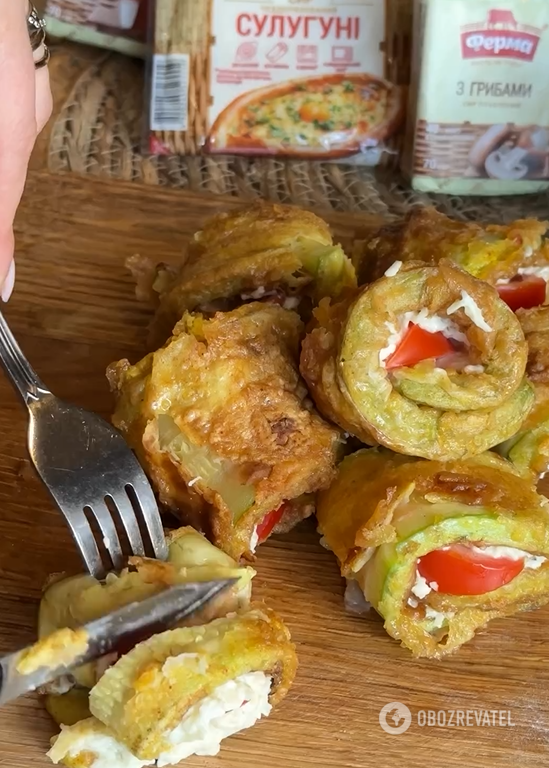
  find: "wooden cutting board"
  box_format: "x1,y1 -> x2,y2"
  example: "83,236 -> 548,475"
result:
1,169 -> 548,768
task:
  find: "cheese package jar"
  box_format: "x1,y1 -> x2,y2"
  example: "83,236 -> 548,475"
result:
147,0 -> 411,164
403,0 -> 549,195
44,0 -> 148,57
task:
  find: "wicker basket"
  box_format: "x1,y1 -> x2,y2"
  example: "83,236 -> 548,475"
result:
45,41 -> 549,221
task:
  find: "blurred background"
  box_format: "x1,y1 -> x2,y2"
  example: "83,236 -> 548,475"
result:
33,0 -> 549,222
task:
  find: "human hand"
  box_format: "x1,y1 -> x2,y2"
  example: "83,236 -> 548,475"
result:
0,1 -> 53,302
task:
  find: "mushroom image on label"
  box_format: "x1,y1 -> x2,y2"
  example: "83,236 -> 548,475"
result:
517,127 -> 549,175
469,125 -> 549,181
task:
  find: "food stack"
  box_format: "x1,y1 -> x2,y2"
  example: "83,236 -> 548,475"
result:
42,203 -> 549,767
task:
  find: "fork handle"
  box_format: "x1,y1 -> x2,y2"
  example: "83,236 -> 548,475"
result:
0,311 -> 50,405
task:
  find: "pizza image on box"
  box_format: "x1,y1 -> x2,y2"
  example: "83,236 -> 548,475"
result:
206,73 -> 404,159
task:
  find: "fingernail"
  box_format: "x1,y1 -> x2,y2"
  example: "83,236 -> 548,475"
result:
1,260 -> 15,303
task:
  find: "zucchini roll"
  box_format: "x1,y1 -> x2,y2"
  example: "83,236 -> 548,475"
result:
317,449 -> 549,658
47,608 -> 297,767
497,306 -> 549,477
300,260 -> 533,460
39,527 -> 254,710
130,202 -> 356,343
353,208 -> 549,313
108,303 -> 341,559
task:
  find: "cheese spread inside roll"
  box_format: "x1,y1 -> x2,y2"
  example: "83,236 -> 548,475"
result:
300,259 -> 533,460
130,202 -> 356,344
353,207 -> 549,301
108,302 -> 341,560
317,448 -> 549,658
47,608 -> 297,767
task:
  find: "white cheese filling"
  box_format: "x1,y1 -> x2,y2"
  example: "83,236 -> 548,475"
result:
158,672 -> 272,766
48,672 -> 272,768
463,365 -> 484,374
447,290 -> 493,332
517,266 -> 549,283
410,572 -> 439,599
424,605 -> 455,629
48,730 -> 150,768
384,260 -> 402,277
378,309 -> 466,367
466,545 -> 546,570
283,296 -> 301,310
241,286 -> 267,300
239,286 -> 300,311
378,321 -> 402,365
250,527 -> 259,553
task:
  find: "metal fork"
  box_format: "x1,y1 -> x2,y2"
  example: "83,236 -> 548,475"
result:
0,310 -> 167,579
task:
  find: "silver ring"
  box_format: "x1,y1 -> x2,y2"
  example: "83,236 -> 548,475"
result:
33,44 -> 50,69
27,3 -> 49,69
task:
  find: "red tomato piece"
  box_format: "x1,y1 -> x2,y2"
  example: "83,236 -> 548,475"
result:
497,277 -> 546,312
256,504 -> 287,543
417,544 -> 524,596
385,324 -> 454,370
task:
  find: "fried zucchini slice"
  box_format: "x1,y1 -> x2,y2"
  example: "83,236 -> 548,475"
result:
353,206 -> 549,286
132,202 -> 356,344
76,607 -> 297,763
39,527 -> 254,696
317,448 -> 549,658
108,303 -> 341,559
301,260 -> 533,460
497,307 -> 549,477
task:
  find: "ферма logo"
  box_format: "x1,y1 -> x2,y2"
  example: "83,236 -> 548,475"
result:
460,8 -> 548,62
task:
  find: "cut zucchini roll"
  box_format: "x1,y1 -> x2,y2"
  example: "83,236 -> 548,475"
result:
317,448 -> 549,658
300,260 -> 533,460
353,207 -> 549,308
130,202 -> 356,344
497,306 -> 549,477
39,527 -> 254,702
108,303 -> 341,559
47,608 -> 297,767
497,389 -> 549,479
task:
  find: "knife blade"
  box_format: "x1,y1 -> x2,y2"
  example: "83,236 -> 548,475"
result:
0,578 -> 236,706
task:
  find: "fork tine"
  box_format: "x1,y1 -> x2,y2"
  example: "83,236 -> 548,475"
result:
88,502 -> 125,573
65,508 -> 105,579
126,475 -> 168,561
108,492 -> 146,558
